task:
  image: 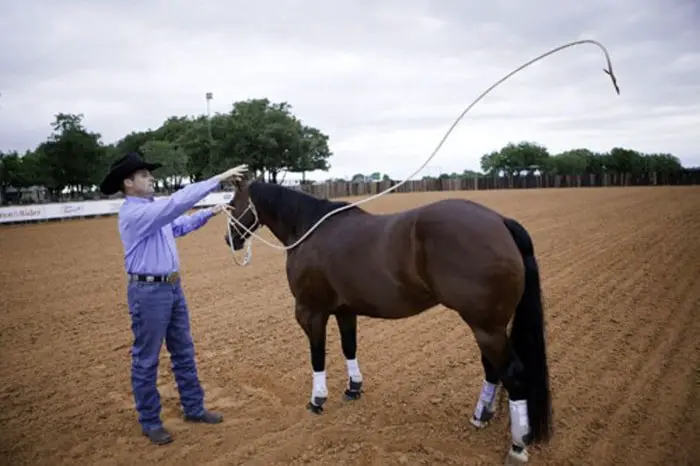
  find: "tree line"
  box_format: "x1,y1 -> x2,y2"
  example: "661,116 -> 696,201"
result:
0,97 -> 696,204
0,98 -> 332,203
351,141 -> 693,184
477,141 -> 689,178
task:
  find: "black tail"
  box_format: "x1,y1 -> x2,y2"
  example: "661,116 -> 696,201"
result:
503,217 -> 553,444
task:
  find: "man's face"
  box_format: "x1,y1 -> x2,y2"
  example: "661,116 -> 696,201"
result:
124,169 -> 155,197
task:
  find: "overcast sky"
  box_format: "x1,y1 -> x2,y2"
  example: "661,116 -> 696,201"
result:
1,0 -> 698,180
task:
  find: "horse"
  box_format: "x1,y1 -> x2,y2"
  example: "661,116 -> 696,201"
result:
223,179 -> 553,464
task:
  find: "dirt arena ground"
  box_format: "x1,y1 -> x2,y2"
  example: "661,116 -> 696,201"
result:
1,186 -> 699,466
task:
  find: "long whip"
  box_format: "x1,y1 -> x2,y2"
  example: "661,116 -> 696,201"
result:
221,39 -> 621,263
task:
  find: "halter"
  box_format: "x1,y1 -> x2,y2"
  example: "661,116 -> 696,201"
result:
224,200 -> 258,266
217,39 -> 620,267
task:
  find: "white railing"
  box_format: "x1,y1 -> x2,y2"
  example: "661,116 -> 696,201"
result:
0,192 -> 234,224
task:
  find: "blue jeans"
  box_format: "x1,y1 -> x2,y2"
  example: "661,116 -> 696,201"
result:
127,280 -> 205,432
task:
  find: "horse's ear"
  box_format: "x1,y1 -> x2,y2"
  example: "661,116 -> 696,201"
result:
232,177 -> 253,194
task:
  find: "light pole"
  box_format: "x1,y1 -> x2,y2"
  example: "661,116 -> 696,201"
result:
205,92 -> 214,177
205,92 -> 213,140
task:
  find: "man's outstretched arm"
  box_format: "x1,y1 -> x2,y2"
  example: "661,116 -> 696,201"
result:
121,165 -> 245,240
171,205 -> 222,237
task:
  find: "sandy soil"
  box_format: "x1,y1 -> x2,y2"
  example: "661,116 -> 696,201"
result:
1,186 -> 699,466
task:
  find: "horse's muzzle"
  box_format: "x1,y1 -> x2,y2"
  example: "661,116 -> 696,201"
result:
224,233 -> 243,251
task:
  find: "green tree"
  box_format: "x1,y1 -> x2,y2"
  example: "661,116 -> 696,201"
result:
0,151 -> 23,202
642,153 -> 683,176
178,115 -> 217,181
215,98 -> 332,183
549,149 -> 592,175
480,141 -> 550,175
139,140 -> 189,190
582,151 -> 610,175
18,150 -> 49,188
480,150 -> 504,174
114,130 -> 155,155
461,169 -> 480,178
607,147 -> 644,175
288,125 -> 332,182
38,113 -> 107,199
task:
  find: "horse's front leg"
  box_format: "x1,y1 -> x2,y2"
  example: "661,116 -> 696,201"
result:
295,302 -> 330,414
335,312 -> 364,401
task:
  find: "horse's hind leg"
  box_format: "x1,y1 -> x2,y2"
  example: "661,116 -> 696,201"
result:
335,312 -> 364,401
472,326 -> 531,464
470,354 -> 500,428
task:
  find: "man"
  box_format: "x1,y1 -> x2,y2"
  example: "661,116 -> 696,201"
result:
99,151 -> 247,445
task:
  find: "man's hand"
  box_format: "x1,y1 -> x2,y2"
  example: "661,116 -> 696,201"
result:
214,164 -> 248,183
211,204 -> 225,216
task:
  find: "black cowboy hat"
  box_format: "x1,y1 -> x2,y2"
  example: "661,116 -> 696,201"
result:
99,151 -> 162,195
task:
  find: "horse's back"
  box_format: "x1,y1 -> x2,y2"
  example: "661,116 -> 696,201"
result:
288,197 -> 522,319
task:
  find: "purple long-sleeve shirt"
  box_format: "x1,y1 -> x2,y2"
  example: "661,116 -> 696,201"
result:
118,178 -> 221,275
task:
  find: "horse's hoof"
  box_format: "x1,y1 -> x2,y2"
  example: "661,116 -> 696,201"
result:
343,379 -> 363,401
469,416 -> 490,429
505,444 -> 529,465
470,408 -> 494,429
307,396 -> 327,415
306,402 -> 324,414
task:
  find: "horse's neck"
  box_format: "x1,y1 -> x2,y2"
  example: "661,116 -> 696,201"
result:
250,196 -> 299,247
264,215 -> 298,247
250,183 -> 339,247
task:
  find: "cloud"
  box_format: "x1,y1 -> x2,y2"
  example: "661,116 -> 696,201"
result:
1,0 -> 699,179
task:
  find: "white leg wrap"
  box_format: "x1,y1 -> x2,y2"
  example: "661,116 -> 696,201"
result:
311,370 -> 328,403
509,399 -> 531,447
473,380 -> 498,419
345,358 -> 362,383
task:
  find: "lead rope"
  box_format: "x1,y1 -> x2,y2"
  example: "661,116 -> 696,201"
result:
221,39 -> 621,265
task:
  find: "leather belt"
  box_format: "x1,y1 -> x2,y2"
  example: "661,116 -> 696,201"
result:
128,271 -> 180,284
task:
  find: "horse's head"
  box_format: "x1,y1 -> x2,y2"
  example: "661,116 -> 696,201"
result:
224,177 -> 261,251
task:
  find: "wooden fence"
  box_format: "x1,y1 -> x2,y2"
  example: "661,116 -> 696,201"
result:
294,171 -> 700,199
3,170 -> 699,207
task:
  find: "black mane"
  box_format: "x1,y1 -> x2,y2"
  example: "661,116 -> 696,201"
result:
248,181 -> 362,235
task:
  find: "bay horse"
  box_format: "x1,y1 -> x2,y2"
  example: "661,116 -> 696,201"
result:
223,179 -> 552,464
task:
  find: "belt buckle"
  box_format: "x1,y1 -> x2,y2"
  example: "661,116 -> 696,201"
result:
167,272 -> 180,284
